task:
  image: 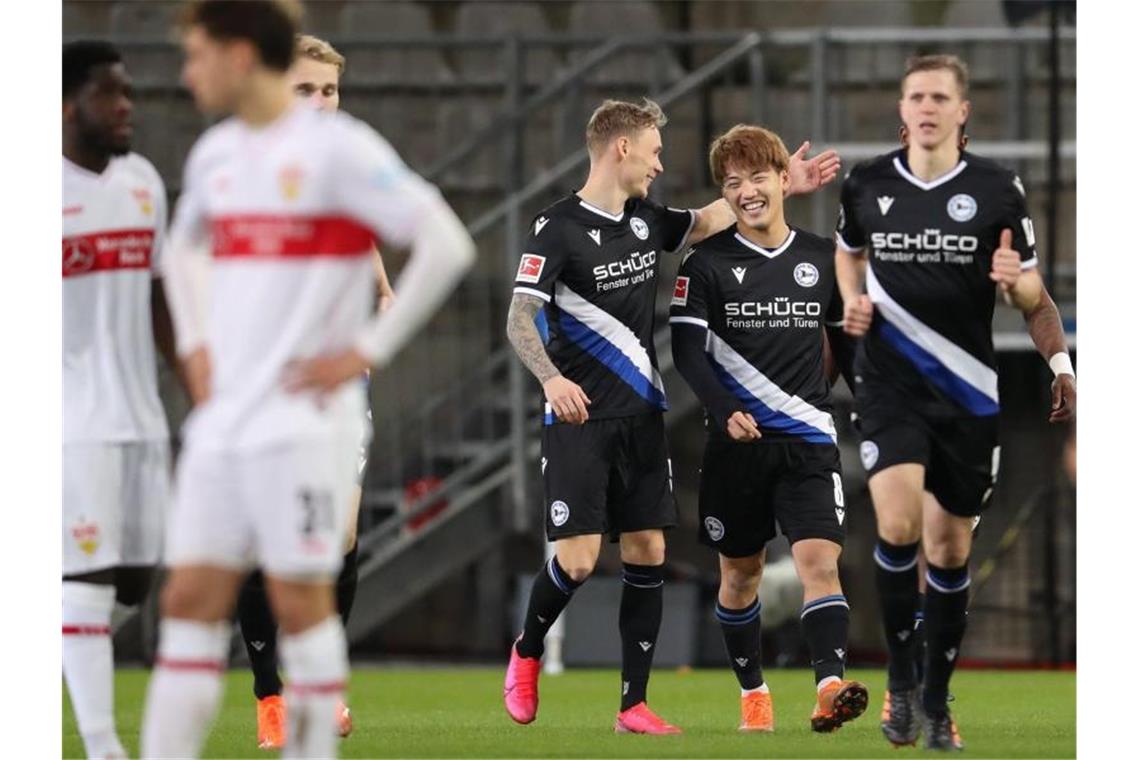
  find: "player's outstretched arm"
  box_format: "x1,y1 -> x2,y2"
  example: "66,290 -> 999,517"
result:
506,293 -> 591,424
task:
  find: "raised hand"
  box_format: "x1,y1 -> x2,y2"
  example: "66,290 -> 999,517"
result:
787,141 -> 842,196
990,228 -> 1022,292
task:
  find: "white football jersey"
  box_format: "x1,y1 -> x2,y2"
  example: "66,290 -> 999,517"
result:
168,105 -> 441,451
63,154 -> 169,443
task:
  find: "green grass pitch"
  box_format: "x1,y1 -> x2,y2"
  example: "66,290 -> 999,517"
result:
64,666 -> 1074,758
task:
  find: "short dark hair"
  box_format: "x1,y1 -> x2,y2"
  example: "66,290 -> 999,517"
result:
63,40 -> 122,99
179,0 -> 303,73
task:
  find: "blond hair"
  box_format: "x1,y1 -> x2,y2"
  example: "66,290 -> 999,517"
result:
708,124 -> 790,186
901,54 -> 970,98
585,98 -> 667,155
294,33 -> 345,75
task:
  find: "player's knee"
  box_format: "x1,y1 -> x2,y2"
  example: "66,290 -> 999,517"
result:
923,539 -> 969,568
559,559 -> 596,583
799,558 -> 839,590
720,567 -> 761,605
877,513 -> 922,545
160,577 -> 220,621
620,532 -> 665,566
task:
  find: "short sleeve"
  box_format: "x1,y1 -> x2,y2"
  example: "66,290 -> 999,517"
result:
511,214 -> 567,303
999,173 -> 1038,270
642,199 -> 697,255
334,117 -> 442,249
835,171 -> 867,253
668,251 -> 711,328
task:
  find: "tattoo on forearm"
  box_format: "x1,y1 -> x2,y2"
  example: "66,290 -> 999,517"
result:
507,294 -> 560,384
1025,289 -> 1067,360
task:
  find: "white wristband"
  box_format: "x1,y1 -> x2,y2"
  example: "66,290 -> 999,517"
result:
1048,352 -> 1074,378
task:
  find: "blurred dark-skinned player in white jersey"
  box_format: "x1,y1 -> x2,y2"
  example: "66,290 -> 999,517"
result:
503,97 -> 841,734
834,54 -> 1075,751
670,124 -> 867,736
234,32 -> 394,750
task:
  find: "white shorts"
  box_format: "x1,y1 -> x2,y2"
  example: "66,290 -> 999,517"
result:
166,434 -> 359,579
63,441 -> 171,576
357,407 -> 373,482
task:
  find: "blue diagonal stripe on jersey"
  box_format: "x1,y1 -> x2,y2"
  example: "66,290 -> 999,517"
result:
706,332 -> 836,444
553,283 -> 668,411
866,265 -> 1000,416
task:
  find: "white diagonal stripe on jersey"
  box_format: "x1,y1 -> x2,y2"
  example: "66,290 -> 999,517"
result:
554,283 -> 666,402
866,265 -> 999,408
706,331 -> 837,443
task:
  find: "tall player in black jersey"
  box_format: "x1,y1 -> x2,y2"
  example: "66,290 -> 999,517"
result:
835,55 -> 1075,751
671,125 -> 866,736
503,99 -> 840,734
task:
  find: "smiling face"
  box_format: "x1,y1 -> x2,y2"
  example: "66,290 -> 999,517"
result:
899,68 -> 970,151
289,56 -> 340,112
721,162 -> 788,231
616,126 -> 664,199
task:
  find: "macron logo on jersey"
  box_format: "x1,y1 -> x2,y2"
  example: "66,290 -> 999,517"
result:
588,229 -> 602,246
671,276 -> 690,306
732,266 -> 747,284
877,196 -> 895,215
517,254 -> 546,283
534,216 -> 549,235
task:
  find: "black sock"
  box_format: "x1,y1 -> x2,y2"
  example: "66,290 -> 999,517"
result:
715,597 -> 763,690
874,540 -> 921,691
336,543 -> 359,626
922,564 -> 970,715
800,594 -> 850,685
236,571 -> 283,699
619,563 -> 665,711
516,556 -> 583,659
914,593 -> 926,685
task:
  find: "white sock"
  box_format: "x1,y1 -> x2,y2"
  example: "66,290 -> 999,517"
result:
817,675 -> 842,692
140,619 -> 230,759
742,683 -> 770,696
63,582 -> 126,760
279,616 -> 348,759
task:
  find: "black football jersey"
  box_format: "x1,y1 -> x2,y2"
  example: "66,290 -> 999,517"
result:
512,193 -> 695,422
669,226 -> 844,444
836,149 -> 1038,418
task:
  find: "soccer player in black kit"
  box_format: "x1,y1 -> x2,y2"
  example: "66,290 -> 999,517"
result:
835,55 -> 1076,751
502,99 -> 839,733
670,124 -> 866,735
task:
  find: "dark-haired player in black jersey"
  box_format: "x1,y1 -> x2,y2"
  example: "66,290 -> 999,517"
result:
671,124 -> 866,736
835,54 -> 1075,751
502,98 -> 840,734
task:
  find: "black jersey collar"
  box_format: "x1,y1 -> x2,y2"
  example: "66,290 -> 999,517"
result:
734,229 -> 796,259
892,152 -> 968,191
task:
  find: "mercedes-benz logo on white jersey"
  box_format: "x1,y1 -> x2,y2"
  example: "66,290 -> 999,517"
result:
794,262 -> 819,288
947,193 -> 977,222
62,238 -> 95,275
704,516 -> 725,542
630,216 -> 649,240
860,440 -> 879,471
550,500 -> 569,526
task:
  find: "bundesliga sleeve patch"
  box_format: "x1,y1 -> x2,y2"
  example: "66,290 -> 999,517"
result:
516,254 -> 546,283
671,276 -> 690,306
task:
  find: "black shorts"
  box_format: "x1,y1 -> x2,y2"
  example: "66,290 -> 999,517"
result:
541,412 -> 677,541
855,382 -> 1000,518
697,437 -> 846,557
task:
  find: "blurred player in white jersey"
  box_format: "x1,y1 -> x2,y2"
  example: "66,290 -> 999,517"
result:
62,40 -> 177,760
139,3 -> 475,758
233,33 -> 393,749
